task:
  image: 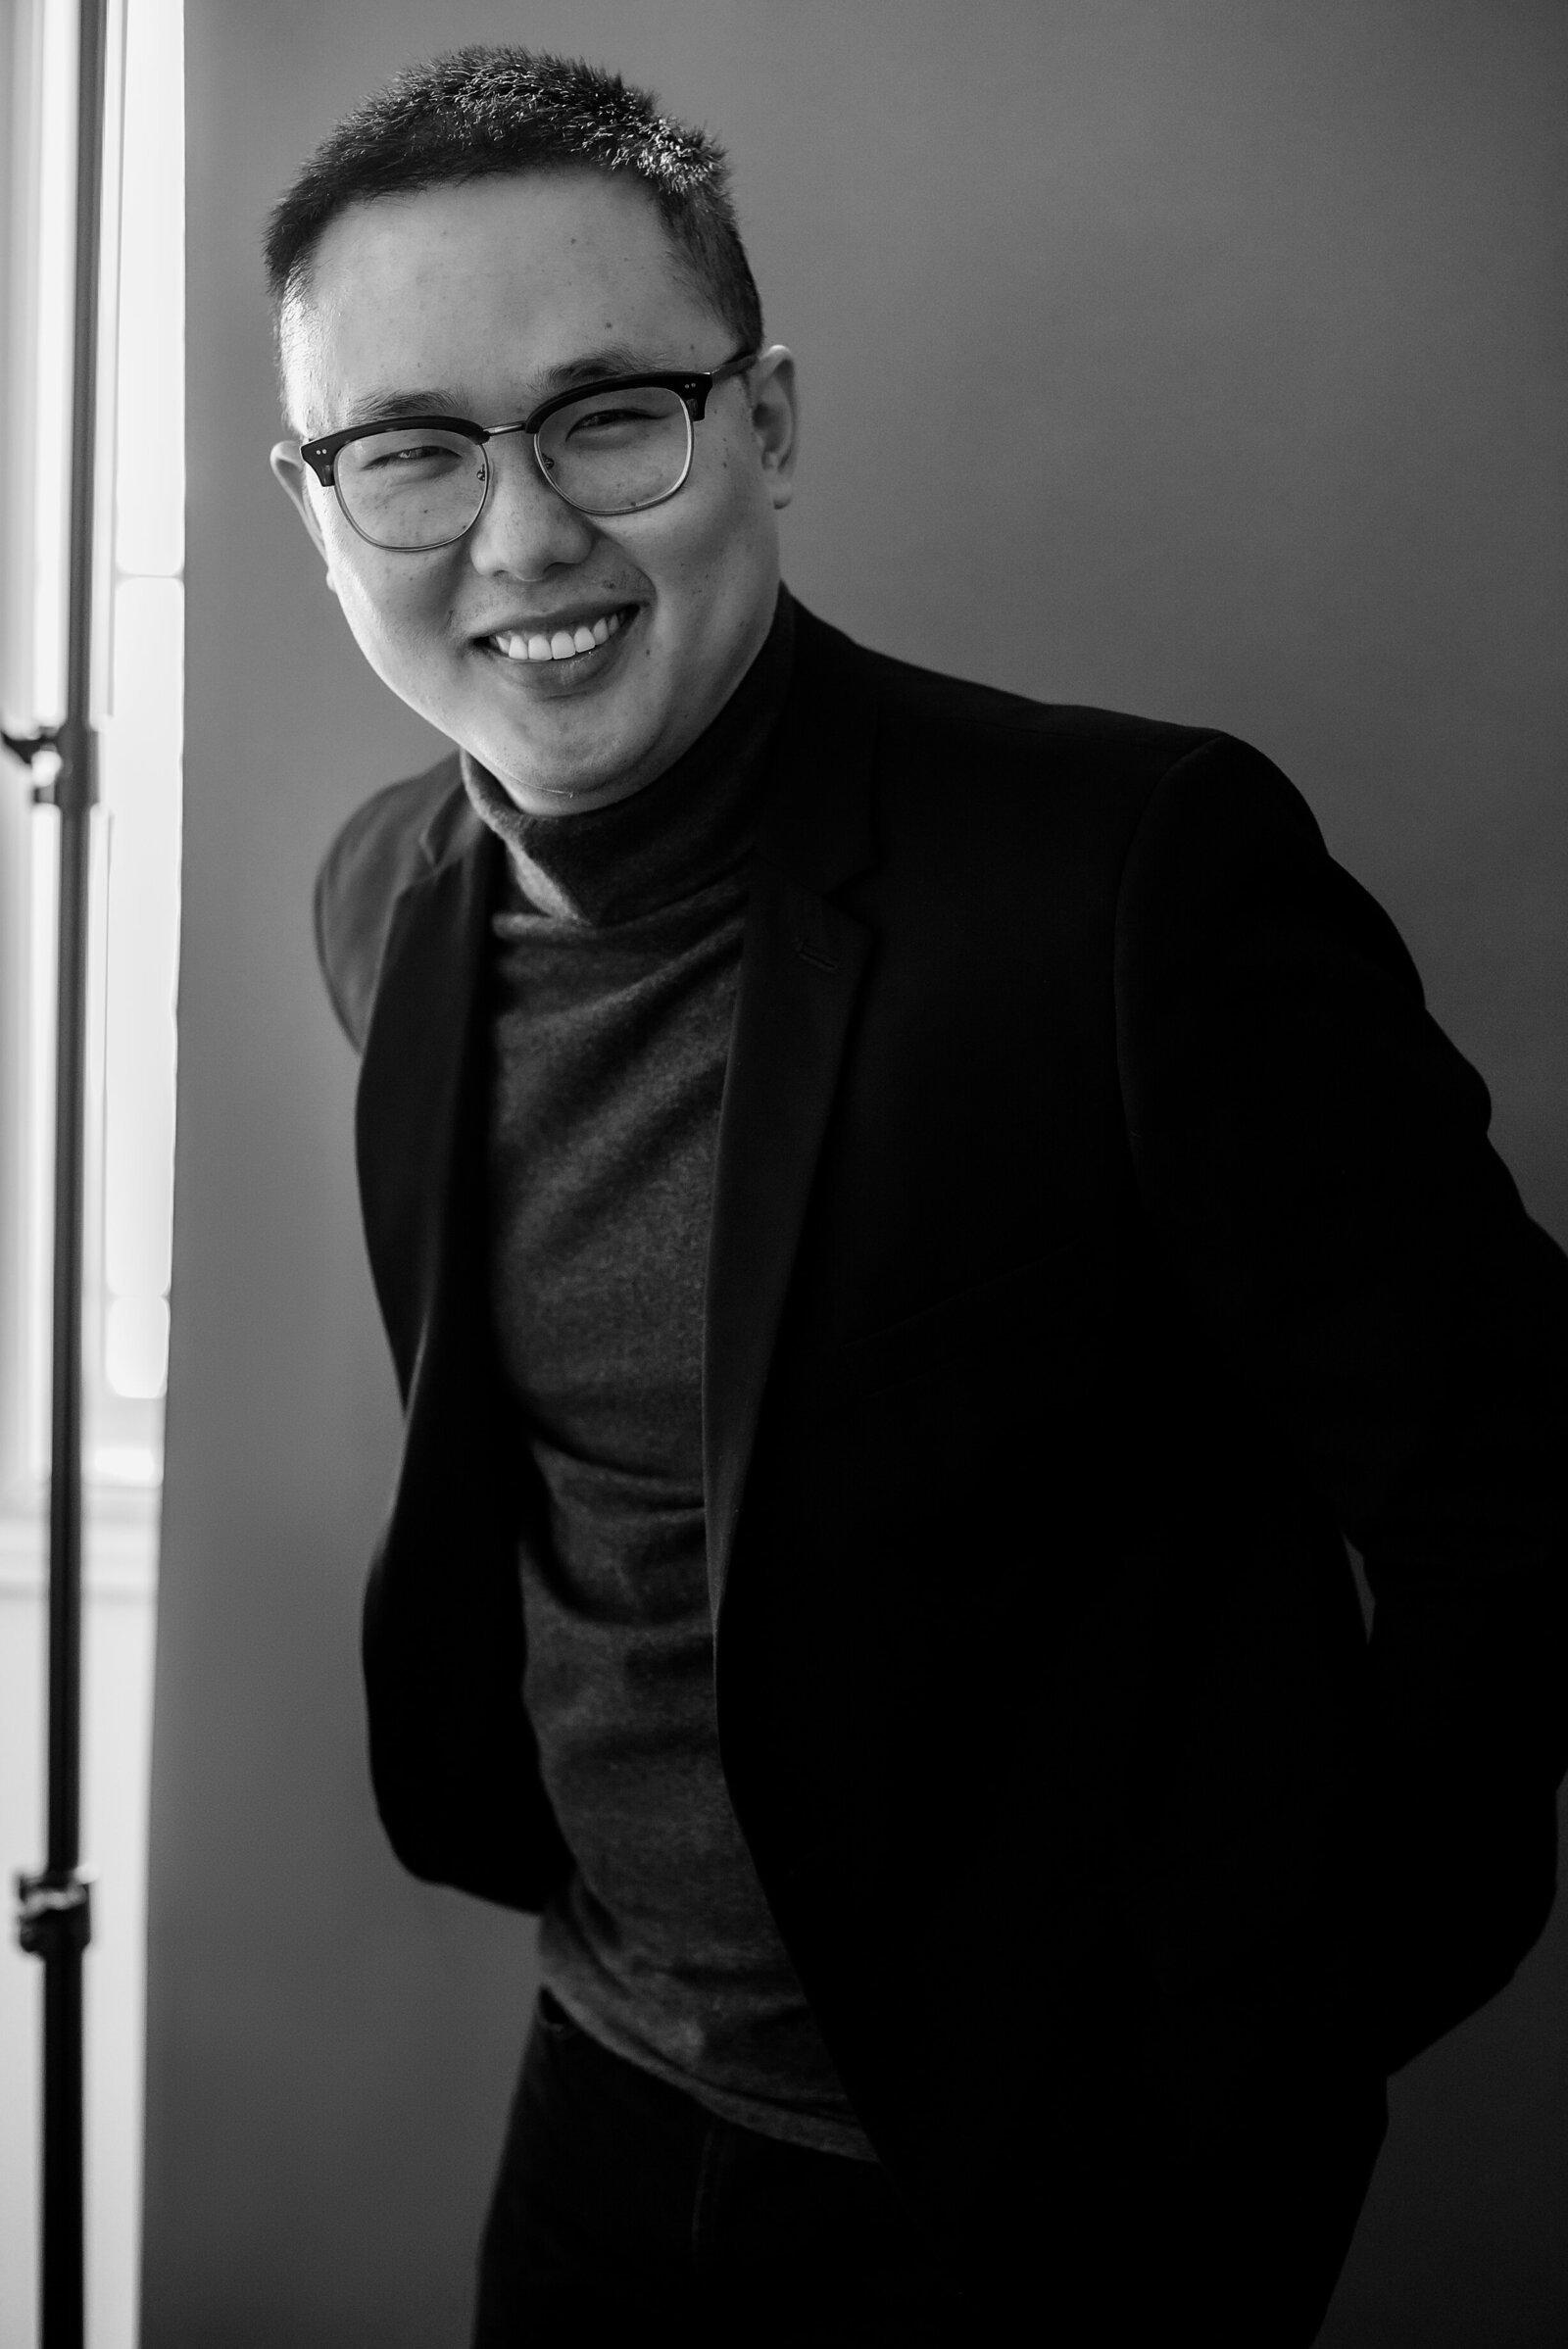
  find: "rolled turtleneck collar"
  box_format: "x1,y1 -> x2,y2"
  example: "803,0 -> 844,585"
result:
461,585 -> 795,928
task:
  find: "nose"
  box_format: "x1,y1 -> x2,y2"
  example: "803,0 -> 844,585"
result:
466,430 -> 597,577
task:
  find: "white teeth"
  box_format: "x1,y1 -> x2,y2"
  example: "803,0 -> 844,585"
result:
491,609 -> 626,661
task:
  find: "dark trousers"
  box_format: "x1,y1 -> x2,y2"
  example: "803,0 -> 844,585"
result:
472,1988 -> 966,2345
473,1982 -> 1387,2346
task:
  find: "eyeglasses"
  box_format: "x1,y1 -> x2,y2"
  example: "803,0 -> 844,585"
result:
294,348 -> 758,551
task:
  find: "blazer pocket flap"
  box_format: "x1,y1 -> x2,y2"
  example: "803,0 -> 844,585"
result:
834,1240 -> 1104,1403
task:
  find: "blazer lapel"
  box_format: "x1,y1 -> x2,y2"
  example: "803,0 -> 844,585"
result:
355,790 -> 498,1401
704,609 -> 880,1620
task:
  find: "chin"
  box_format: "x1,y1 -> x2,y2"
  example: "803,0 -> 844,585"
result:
484,727 -> 665,813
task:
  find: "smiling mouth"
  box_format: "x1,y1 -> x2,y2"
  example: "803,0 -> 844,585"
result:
484,607 -> 633,663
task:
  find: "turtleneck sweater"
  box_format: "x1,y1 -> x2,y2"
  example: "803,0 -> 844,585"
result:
463,590 -> 875,2162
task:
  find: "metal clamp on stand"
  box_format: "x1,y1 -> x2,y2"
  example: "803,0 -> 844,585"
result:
2,724 -> 62,759
1,723 -> 65,806
15,1872 -> 94,1962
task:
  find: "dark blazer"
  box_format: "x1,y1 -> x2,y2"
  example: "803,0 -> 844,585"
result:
317,600 -> 1568,2309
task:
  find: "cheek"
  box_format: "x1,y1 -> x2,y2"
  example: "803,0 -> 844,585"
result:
334,556 -> 445,661
657,473 -> 769,607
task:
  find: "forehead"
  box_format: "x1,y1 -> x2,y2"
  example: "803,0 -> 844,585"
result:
284,171 -> 715,431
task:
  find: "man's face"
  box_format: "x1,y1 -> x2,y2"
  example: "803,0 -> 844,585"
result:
271,172 -> 796,814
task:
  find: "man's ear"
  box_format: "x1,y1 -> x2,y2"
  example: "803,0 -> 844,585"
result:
746,344 -> 798,513
270,442 -> 336,583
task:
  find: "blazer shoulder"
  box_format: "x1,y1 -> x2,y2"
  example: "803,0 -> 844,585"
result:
1114,726 -> 1425,999
786,610 -> 1319,926
843,629 -> 1223,810
314,753 -> 465,1052
825,637 -> 1242,888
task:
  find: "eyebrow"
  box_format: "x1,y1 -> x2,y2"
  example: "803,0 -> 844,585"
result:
336,344 -> 657,432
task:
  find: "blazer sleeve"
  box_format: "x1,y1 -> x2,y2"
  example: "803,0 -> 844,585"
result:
1114,734 -> 1568,2067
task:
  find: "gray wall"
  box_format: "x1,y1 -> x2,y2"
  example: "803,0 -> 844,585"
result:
145,3 -> 1568,2341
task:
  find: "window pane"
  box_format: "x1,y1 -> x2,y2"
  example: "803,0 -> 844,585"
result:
102,575 -> 182,1381
114,0 -> 184,577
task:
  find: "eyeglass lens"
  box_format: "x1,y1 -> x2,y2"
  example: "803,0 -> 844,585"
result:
333,383 -> 696,547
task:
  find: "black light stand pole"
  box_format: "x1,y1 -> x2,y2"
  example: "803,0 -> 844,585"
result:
5,1 -> 112,2344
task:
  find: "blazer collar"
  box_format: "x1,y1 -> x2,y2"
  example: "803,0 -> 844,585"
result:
753,600 -> 879,898
414,761 -> 491,879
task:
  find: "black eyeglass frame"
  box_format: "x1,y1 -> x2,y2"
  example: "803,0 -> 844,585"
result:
294,348 -> 759,545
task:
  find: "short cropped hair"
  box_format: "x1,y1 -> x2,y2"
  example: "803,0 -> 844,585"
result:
264,46 -> 764,368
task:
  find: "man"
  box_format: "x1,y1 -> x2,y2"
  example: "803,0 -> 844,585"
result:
267,45 -> 1568,2347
